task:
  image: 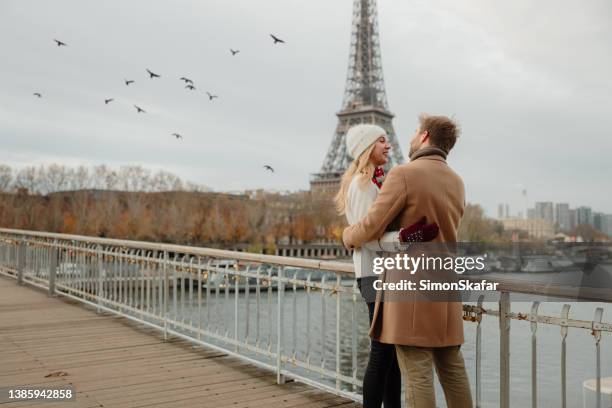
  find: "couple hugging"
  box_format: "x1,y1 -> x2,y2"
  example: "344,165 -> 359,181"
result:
335,114 -> 472,408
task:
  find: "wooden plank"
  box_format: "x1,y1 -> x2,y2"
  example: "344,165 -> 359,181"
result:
73,371 -> 274,402
0,276 -> 355,408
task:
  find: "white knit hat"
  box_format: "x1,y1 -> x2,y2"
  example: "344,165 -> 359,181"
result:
345,124 -> 387,159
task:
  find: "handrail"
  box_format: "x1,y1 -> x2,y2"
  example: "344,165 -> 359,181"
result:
0,228 -> 354,275
2,227 -> 610,301
485,277 -> 612,303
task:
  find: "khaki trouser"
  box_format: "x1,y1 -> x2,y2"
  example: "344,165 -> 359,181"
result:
395,345 -> 473,408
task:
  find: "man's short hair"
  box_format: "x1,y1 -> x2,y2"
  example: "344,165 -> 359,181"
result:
418,114 -> 460,153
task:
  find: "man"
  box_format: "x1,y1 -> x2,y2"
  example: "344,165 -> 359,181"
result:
342,114 -> 472,408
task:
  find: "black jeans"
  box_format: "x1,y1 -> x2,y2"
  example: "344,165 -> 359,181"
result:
358,277 -> 402,408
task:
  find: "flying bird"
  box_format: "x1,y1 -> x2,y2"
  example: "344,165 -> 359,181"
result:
146,69 -> 160,79
270,34 -> 285,44
124,79 -> 134,86
206,92 -> 218,101
33,92 -> 42,98
263,165 -> 274,173
134,105 -> 146,113
172,133 -> 183,140
230,49 -> 240,56
104,98 -> 114,104
53,39 -> 67,47
179,77 -> 193,84
185,84 -> 196,90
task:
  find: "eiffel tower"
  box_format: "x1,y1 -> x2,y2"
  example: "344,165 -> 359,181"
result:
310,0 -> 405,192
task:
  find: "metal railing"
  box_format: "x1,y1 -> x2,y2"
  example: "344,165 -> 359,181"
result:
0,228 -> 611,407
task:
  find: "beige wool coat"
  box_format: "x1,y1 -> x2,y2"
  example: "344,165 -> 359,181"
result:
342,153 -> 466,347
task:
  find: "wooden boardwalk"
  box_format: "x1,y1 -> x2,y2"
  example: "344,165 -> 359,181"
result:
0,277 -> 359,408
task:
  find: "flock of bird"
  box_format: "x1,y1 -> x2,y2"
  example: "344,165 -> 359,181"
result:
34,35 -> 288,173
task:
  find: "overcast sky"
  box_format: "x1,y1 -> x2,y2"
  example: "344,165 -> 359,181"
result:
1,0 -> 611,217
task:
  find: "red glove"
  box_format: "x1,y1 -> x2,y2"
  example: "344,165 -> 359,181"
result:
399,217 -> 439,243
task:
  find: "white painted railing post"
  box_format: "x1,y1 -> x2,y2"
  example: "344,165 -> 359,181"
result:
163,250 -> 169,341
530,301 -> 541,408
276,266 -> 285,384
560,304 -> 571,408
234,263 -> 241,353
17,240 -> 25,285
475,295 -> 484,408
48,240 -> 58,297
97,244 -> 103,313
499,291 -> 511,408
593,307 -> 603,408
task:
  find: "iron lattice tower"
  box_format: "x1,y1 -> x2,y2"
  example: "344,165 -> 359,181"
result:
310,0 -> 405,192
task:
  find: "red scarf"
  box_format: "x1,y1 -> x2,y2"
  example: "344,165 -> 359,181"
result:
371,167 -> 384,188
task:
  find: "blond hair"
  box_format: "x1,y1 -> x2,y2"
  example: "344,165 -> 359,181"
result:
334,143 -> 377,215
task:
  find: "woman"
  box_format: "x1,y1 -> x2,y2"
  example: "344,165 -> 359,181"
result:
335,124 -> 438,408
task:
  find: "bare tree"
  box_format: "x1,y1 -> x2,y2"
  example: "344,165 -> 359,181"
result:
88,165 -> 120,190
0,165 -> 12,192
40,164 -> 70,194
45,193 -> 65,232
458,204 -> 506,242
14,166 -> 39,193
119,165 -> 151,192
151,170 -> 184,192
1,164 -> 345,248
69,166 -> 91,190
104,168 -> 119,190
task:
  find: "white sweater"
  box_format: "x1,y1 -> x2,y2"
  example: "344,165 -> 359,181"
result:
345,175 -> 401,278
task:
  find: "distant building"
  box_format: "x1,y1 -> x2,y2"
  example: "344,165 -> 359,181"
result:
606,214 -> 612,237
534,202 -> 554,223
501,218 -> 555,239
576,206 -> 593,226
569,208 -> 577,230
593,212 -> 605,233
527,208 -> 536,219
554,203 -> 571,231
497,203 -> 510,219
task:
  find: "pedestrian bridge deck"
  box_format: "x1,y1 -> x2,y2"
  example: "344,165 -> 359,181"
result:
0,277 -> 358,408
